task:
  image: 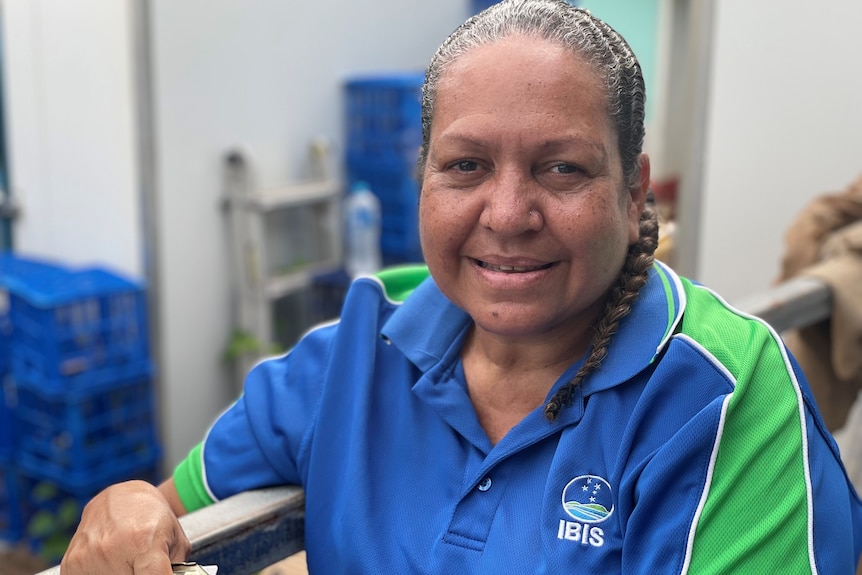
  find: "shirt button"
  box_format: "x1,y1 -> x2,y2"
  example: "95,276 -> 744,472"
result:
477,477 -> 492,492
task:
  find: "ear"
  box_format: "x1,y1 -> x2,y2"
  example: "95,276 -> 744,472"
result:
627,153 -> 650,244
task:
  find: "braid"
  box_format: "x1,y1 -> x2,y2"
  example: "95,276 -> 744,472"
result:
544,198 -> 660,421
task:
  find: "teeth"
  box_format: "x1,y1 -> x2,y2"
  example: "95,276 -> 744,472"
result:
500,265 -> 529,272
479,261 -> 550,273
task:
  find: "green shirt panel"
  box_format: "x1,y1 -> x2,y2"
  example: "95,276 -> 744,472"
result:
680,279 -> 812,574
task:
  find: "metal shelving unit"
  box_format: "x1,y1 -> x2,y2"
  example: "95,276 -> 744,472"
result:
222,150 -> 343,385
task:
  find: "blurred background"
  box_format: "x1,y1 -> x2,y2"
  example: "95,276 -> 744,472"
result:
0,0 -> 861,570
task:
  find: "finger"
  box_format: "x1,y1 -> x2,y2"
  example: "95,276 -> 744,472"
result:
167,525 -> 192,563
131,550 -> 175,575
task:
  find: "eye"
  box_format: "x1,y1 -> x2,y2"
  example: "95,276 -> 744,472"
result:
536,161 -> 590,193
452,160 -> 480,173
550,163 -> 582,175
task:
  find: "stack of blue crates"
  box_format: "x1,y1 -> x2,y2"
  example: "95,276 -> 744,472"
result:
470,0 -> 577,15
0,254 -> 65,545
0,252 -> 161,563
309,268 -> 352,325
344,72 -> 426,265
471,0 -> 500,13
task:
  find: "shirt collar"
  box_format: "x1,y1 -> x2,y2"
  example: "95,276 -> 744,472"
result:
382,260 -> 685,392
579,260 -> 686,396
381,275 -> 472,372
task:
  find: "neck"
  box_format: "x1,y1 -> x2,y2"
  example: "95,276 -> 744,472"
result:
461,324 -> 592,445
464,322 -> 592,375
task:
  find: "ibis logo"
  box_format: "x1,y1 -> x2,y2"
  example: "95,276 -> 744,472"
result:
557,475 -> 614,547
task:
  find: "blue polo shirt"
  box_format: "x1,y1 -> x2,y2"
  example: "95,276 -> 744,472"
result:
175,262 -> 862,573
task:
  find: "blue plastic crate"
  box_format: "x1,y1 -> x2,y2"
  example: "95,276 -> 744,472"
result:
0,316 -> 10,375
0,253 -> 71,376
0,456 -> 25,543
0,372 -> 14,460
309,268 -> 351,324
344,72 -> 425,170
0,252 -> 71,287
9,266 -> 151,392
470,0 -> 577,16
471,0 -> 500,14
345,164 -> 424,264
12,371 -> 160,490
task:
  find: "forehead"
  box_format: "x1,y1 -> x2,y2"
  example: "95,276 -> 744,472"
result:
432,35 -> 614,146
440,33 -> 605,97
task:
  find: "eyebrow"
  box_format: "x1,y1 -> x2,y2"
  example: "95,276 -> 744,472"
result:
536,136 -> 609,161
435,133 -> 493,151
436,133 -> 608,160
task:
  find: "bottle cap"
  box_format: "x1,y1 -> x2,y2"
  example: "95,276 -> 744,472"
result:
352,180 -> 370,194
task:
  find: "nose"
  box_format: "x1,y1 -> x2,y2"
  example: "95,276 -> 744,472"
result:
478,169 -> 542,234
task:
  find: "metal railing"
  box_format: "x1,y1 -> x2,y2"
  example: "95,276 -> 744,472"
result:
180,485 -> 305,573
36,275 -> 831,575
731,276 -> 831,335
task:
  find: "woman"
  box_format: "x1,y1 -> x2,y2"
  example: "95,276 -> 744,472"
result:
62,1 -> 862,573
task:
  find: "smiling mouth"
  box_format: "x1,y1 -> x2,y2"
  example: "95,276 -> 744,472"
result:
476,259 -> 555,273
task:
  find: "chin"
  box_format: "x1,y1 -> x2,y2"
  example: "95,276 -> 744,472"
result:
473,309 -> 551,337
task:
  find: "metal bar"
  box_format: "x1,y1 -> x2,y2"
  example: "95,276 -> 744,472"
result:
733,276 -> 831,333
183,485 -> 305,573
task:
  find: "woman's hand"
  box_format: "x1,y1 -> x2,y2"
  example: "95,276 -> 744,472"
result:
61,479 -> 190,575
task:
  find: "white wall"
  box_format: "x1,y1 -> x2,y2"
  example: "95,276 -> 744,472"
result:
693,0 -> 862,301
150,0 -> 467,468
1,0 -> 143,278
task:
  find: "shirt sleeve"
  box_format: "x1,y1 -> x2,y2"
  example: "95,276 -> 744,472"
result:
622,331 -> 860,574
173,442 -> 213,512
173,322 -> 336,506
685,342 -> 857,573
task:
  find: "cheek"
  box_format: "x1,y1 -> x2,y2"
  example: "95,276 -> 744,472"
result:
419,191 -> 457,259
420,187 -> 473,240
572,200 -> 631,267
418,194 -> 439,242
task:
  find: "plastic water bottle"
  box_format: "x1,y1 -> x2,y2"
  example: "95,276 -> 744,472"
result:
344,181 -> 382,278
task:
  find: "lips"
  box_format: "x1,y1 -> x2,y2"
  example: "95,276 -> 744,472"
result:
476,259 -> 555,273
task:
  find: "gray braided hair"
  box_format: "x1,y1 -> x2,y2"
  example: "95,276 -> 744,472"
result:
418,0 -> 647,189
544,200 -> 658,421
417,0 -> 659,420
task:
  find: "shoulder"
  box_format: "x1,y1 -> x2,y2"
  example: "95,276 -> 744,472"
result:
673,276 -> 792,388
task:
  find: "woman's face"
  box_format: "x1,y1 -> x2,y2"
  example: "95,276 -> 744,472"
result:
420,35 -> 648,342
